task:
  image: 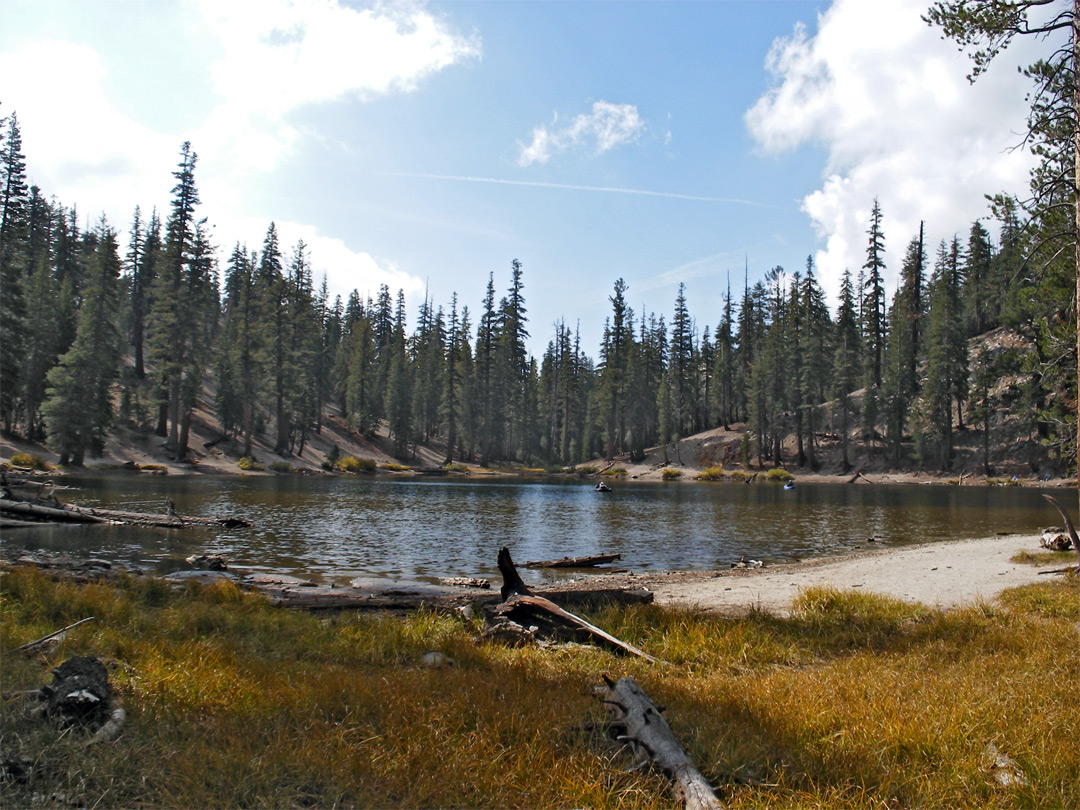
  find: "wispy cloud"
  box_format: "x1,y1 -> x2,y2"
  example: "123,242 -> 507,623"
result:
381,171 -> 784,207
517,101 -> 644,166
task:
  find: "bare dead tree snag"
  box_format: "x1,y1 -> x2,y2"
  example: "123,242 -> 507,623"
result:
597,676 -> 724,810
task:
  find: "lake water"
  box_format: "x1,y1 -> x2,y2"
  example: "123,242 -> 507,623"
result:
3,474 -> 1063,587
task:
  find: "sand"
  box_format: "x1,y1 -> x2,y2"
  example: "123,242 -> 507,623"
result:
574,533 -> 1069,616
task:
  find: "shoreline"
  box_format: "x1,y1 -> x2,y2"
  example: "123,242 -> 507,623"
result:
559,532 -> 1068,616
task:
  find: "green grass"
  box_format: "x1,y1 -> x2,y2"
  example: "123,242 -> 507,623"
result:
2,568 -> 1077,809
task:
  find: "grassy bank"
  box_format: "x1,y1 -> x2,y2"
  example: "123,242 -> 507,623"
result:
2,567 -> 1077,808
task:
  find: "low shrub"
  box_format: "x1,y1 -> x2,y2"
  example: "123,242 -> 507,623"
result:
10,452 -> 51,471
600,467 -> 627,477
575,465 -> 598,476
382,462 -> 411,472
765,467 -> 793,482
237,457 -> 264,471
270,461 -> 292,473
662,468 -> 683,480
696,466 -> 726,481
338,456 -> 376,473
443,463 -> 470,473
728,469 -> 752,481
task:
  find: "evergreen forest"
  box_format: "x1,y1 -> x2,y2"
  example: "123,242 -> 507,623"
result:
1,104 -> 1076,474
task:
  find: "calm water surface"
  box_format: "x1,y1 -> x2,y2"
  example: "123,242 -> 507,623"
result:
3,474 -> 1061,587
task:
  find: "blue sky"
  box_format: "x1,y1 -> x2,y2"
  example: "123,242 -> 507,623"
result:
0,0 -> 1042,356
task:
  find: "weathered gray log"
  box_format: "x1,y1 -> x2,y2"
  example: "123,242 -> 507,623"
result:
0,498 -> 109,524
489,593 -> 657,661
0,497 -> 251,529
525,553 -> 622,569
597,676 -> 723,810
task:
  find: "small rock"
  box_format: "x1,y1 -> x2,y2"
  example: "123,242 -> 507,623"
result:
185,554 -> 228,571
418,650 -> 454,668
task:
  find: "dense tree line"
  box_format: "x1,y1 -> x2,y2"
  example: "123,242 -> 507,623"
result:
0,104 -> 1074,471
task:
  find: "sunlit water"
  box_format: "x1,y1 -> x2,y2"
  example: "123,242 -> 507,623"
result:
2,474 -> 1062,587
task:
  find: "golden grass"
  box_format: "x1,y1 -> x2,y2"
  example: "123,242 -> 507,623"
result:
2,569 -> 1077,809
1011,549 -> 1076,566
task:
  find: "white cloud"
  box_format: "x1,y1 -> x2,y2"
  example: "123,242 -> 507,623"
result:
196,0 -> 480,174
0,40 -> 179,229
0,1 -> 476,303
745,0 -> 1045,305
517,101 -> 644,166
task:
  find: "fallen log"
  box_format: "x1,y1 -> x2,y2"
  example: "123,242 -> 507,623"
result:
597,676 -> 723,810
0,498 -> 109,524
488,593 -> 657,661
16,617 -> 95,654
487,547 -> 657,661
525,553 -> 622,569
0,497 -> 251,529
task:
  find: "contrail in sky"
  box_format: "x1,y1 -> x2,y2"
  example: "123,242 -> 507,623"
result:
379,171 -> 784,208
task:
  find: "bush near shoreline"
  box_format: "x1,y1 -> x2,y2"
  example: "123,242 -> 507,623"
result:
1,566 -> 1076,809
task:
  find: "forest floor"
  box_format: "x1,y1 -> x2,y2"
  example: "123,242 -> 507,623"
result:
2,395 -> 1075,488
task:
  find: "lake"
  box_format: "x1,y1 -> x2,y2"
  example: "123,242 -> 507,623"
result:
3,474 -> 1062,587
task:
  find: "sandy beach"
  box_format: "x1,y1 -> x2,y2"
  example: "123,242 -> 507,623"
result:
574,533 -> 1067,616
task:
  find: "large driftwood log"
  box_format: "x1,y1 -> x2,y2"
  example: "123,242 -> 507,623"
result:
488,548 -> 657,661
597,676 -> 723,810
525,553 -> 622,569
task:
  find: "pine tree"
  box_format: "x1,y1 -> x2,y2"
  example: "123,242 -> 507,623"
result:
147,142 -> 209,459
711,277 -> 736,429
833,268 -> 861,472
42,219 -> 121,465
963,220 -> 994,335
799,257 -> 832,468
0,111 -> 29,430
916,239 -> 968,469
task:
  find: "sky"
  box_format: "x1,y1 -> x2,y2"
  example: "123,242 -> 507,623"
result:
0,0 -> 1047,357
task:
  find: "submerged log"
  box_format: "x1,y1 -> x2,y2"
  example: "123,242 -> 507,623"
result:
0,497 -> 251,529
525,553 -> 622,569
597,676 -> 723,810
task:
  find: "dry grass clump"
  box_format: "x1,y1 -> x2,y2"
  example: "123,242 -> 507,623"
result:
2,568 -> 1077,809
696,466 -> 727,481
662,467 -> 683,480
